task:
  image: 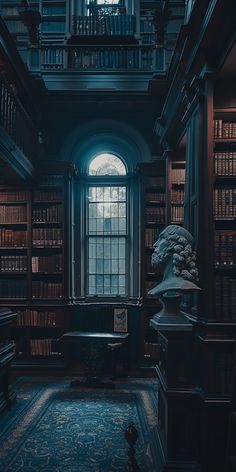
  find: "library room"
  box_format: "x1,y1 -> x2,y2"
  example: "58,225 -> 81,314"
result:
0,1 -> 235,471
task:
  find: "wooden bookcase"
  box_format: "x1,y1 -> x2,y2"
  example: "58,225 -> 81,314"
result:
165,150 -> 186,226
0,162 -> 75,368
213,108 -> 236,323
138,161 -> 166,365
0,187 -> 29,303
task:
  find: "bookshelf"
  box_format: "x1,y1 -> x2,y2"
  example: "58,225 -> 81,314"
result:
138,161 -> 166,364
165,153 -> 186,226
40,0 -> 67,42
12,306 -> 65,365
0,188 -> 29,302
213,110 -> 236,323
0,162 -> 75,367
31,175 -> 64,302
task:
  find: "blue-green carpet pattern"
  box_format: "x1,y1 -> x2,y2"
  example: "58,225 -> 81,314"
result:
0,378 -> 159,472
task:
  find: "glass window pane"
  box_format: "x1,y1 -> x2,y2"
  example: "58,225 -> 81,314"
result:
104,218 -> 111,232
104,259 -> 111,273
111,218 -> 118,232
104,244 -> 111,258
119,203 -> 126,217
119,218 -> 126,233
111,275 -> 118,286
119,243 -> 125,258
119,187 -> 126,200
89,219 -> 96,233
87,185 -> 127,296
111,259 -> 118,274
89,259 -> 96,274
119,286 -> 125,295
97,219 -> 103,233
104,275 -> 110,286
89,203 -> 96,218
119,259 -> 125,273
96,259 -> 103,273
111,187 -> 118,201
88,154 -> 126,176
111,203 -> 118,217
89,275 -> 95,286
89,244 -> 96,258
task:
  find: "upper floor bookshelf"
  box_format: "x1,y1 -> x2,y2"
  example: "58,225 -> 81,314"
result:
1,0 -> 185,74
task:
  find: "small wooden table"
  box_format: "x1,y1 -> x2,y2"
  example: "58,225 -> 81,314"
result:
61,331 -> 129,387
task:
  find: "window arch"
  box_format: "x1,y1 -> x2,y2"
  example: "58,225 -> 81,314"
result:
86,153 -> 128,297
88,153 -> 126,176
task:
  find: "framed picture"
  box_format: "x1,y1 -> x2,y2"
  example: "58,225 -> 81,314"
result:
114,308 -> 128,333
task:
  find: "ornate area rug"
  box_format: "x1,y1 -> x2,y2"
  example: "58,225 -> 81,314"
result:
0,378 -> 159,472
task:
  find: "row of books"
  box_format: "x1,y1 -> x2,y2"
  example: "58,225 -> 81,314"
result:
0,205 -> 27,223
214,152 -> 236,176
171,188 -> 185,203
32,228 -> 63,246
30,339 -> 61,356
67,48 -> 155,71
145,228 -> 161,247
42,6 -> 66,16
215,230 -> 236,266
17,310 -> 63,327
32,255 -> 63,273
42,49 -> 63,67
171,205 -> 184,223
0,255 -> 27,271
215,275 -> 236,320
146,192 -> 165,203
33,190 -> 63,201
172,168 -> 185,184
32,281 -> 63,299
0,229 -> 27,247
0,191 -> 28,202
32,205 -> 63,223
214,188 -> 236,218
0,279 -> 26,298
214,120 -> 236,139
72,14 -> 136,36
145,207 -> 165,223
141,34 -> 155,45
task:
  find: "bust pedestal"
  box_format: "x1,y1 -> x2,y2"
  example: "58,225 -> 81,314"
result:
150,294 -> 192,332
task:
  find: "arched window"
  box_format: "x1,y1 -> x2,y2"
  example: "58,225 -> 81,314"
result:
88,153 -> 126,176
86,153 -> 128,296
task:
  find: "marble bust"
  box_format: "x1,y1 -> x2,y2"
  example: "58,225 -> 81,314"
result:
148,225 -> 201,297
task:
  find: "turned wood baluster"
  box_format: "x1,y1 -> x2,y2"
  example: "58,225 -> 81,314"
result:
125,423 -> 141,472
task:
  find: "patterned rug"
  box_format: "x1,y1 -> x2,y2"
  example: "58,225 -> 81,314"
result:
0,378 -> 159,472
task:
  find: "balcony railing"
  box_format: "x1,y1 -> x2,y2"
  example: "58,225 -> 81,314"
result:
28,44 -> 166,73
0,72 -> 38,163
